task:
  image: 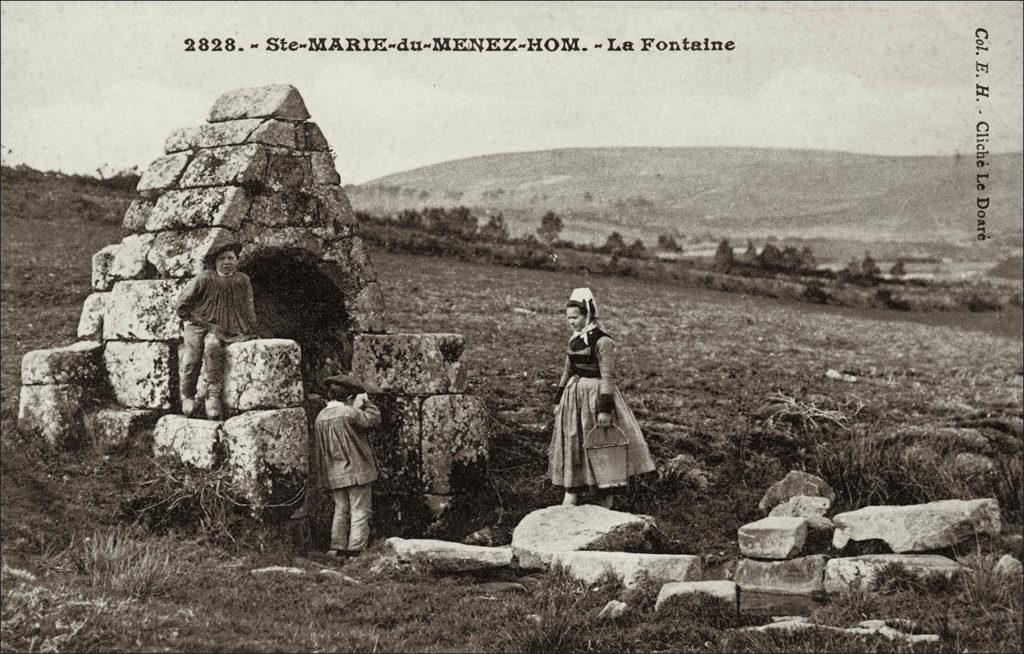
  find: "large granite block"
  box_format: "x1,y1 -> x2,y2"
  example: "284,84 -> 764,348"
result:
91,244 -> 119,291
146,187 -> 251,231
223,339 -> 304,411
18,384 -> 89,449
367,395 -> 422,496
823,554 -> 964,594
421,394 -> 489,495
738,517 -> 808,560
103,279 -> 184,341
147,227 -> 235,278
551,551 -> 702,589
733,556 -> 828,595
86,408 -> 160,453
122,198 -> 155,232
178,144 -> 269,189
351,333 -> 466,395
164,118 -> 264,153
222,407 -> 308,519
137,152 -> 190,196
349,282 -> 387,333
832,499 -> 1001,553
22,341 -> 102,385
103,341 -> 175,409
208,84 -> 310,122
153,415 -> 222,469
77,292 -> 109,340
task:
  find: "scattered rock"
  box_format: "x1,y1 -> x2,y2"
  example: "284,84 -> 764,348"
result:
386,537 -> 513,571
993,554 -> 1023,578
250,566 -> 306,576
832,498 -> 1001,552
823,554 -> 963,594
655,580 -> 738,612
738,517 -> 808,560
758,470 -> 835,513
550,551 -> 702,589
317,569 -> 363,584
733,555 -> 827,595
511,505 -> 660,570
825,369 -> 857,383
597,600 -> 629,621
769,495 -> 831,519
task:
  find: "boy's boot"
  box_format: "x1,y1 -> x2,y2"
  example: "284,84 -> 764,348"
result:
205,395 -> 223,420
181,396 -> 196,417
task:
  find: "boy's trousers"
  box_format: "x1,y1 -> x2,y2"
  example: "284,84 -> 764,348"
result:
179,323 -> 226,399
331,483 -> 372,551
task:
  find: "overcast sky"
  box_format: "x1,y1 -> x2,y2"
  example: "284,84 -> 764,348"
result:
2,1 -> 1021,183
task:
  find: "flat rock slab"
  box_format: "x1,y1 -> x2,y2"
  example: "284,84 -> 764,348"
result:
351,333 -> 466,395
738,517 -> 808,560
733,555 -> 828,595
223,339 -> 303,411
22,341 -> 102,385
104,342 -> 174,410
832,498 -> 1001,553
823,554 -> 963,594
103,279 -> 184,341
769,495 -> 832,519
511,505 -> 660,570
759,471 -> 835,513
153,415 -> 223,469
386,537 -> 513,571
18,384 -> 89,449
208,84 -> 310,122
741,619 -> 939,644
551,551 -> 702,589
655,580 -> 738,612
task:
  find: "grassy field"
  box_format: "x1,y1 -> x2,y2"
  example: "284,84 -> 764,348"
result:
2,205 -> 1022,651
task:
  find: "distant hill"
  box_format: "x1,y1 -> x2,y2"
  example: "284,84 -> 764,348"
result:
348,147 -> 1024,246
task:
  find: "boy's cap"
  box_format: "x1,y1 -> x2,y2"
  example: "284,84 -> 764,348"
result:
202,233 -> 243,266
322,373 -> 368,395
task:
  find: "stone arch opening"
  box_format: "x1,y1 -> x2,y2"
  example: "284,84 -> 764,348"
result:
240,247 -> 352,393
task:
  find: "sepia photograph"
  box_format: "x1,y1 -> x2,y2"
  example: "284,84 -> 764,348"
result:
1,1 -> 1022,651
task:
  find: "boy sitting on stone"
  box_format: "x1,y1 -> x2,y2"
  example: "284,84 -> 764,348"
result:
315,373 -> 382,557
174,234 -> 258,420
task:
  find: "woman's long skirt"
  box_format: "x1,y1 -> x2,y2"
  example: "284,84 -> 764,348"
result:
548,376 -> 657,490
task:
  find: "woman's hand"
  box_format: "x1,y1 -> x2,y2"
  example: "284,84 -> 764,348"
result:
597,412 -> 612,428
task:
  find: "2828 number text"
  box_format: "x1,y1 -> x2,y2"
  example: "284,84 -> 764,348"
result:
184,38 -> 238,52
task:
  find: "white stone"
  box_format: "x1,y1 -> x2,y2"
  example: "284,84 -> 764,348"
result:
993,554 -> 1023,578
759,470 -> 835,513
250,566 -> 306,576
386,537 -> 513,571
551,551 -> 702,589
823,554 -> 963,594
21,341 -> 102,385
733,556 -> 828,595
208,84 -> 310,122
655,581 -> 738,612
832,499 -> 1001,552
738,517 -> 808,560
103,279 -> 184,341
77,292 -> 109,340
18,384 -> 88,449
147,228 -> 235,278
597,600 -> 629,621
222,408 -> 308,517
146,187 -> 252,231
178,144 -> 269,189
511,505 -> 660,570
137,152 -> 190,196
153,415 -> 222,469
104,341 -> 174,409
223,339 -> 304,411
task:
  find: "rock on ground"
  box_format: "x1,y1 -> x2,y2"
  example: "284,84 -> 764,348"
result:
21,341 -> 102,385
769,495 -> 832,518
223,339 -> 304,411
823,554 -> 963,594
733,555 -> 828,595
832,498 -> 1001,552
550,551 -> 702,589
511,505 -> 661,570
153,415 -> 223,469
597,600 -> 629,621
655,581 -> 738,612
759,470 -> 835,513
386,537 -> 512,571
738,517 -> 808,560
994,554 -> 1023,578
18,384 -> 89,449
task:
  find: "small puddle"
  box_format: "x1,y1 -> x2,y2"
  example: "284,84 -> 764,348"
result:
740,591 -> 829,618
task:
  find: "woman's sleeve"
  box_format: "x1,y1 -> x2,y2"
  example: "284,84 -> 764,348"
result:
554,354 -> 571,404
594,337 -> 616,414
174,273 -> 205,319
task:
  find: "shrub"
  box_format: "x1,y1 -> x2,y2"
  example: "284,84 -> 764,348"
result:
68,527 -> 193,600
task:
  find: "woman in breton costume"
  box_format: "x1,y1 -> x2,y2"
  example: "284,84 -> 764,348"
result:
549,288 -> 656,506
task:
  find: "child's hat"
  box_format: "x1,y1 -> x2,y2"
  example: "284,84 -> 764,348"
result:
202,233 -> 243,266
321,372 -> 368,396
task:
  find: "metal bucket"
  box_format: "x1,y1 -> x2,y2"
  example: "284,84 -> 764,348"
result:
585,424 -> 629,489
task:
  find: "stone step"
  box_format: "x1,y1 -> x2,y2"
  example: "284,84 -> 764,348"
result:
551,551 -> 701,589
386,537 -> 512,571
832,498 -> 1001,553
